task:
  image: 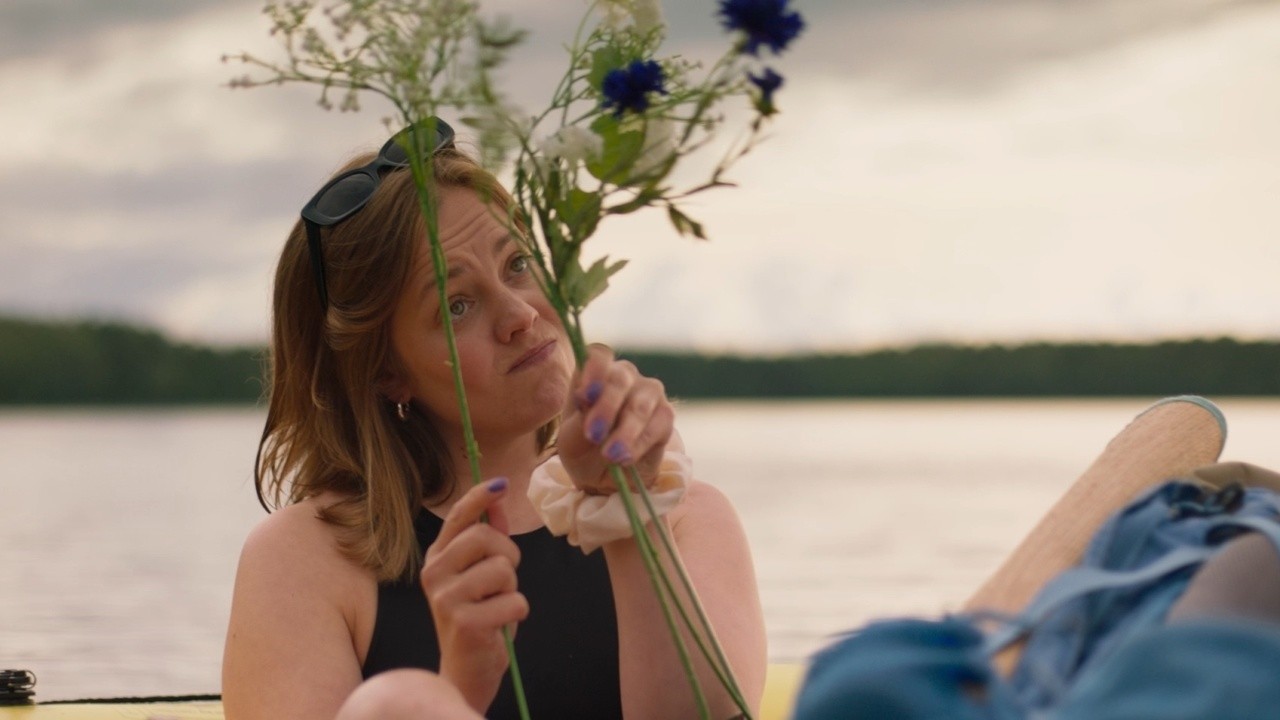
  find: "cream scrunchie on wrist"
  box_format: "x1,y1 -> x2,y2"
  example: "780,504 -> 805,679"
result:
528,451 -> 691,553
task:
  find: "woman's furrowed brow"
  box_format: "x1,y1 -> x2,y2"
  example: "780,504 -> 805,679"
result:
492,234 -> 515,256
417,236 -> 517,301
419,263 -> 466,301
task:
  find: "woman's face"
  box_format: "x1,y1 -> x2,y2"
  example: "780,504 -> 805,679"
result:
386,184 -> 574,443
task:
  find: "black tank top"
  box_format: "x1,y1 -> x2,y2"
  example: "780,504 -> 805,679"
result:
362,509 -> 623,718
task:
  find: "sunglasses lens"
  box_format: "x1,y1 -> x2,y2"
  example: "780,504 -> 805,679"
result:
386,122 -> 451,165
314,173 -> 377,220
383,137 -> 411,165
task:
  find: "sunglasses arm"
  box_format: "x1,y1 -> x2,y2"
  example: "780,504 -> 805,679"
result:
304,219 -> 331,311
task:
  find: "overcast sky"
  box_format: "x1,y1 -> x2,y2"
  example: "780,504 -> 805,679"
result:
2,0 -> 1277,352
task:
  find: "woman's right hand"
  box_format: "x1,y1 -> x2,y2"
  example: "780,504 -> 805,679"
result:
420,477 -> 528,713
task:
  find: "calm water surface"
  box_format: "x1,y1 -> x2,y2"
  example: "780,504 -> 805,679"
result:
4,399 -> 1280,700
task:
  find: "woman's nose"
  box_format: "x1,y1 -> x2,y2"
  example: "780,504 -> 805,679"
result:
496,290 -> 538,341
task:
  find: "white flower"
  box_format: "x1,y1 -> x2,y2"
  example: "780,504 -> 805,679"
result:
596,0 -> 664,34
538,126 -> 603,165
630,0 -> 664,34
632,118 -> 675,177
597,0 -> 629,30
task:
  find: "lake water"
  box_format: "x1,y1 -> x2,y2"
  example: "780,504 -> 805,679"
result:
4,398 -> 1280,701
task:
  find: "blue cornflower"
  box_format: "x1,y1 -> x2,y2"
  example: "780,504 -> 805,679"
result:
717,0 -> 805,56
748,67 -> 784,115
601,59 -> 668,117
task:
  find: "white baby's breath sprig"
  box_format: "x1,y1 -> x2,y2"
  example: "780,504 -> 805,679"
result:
228,0 -> 524,126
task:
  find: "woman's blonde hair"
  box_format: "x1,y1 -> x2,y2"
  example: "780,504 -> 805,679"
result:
255,142 -> 548,582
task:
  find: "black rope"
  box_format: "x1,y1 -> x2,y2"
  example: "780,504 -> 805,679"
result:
44,694 -> 222,705
2,669 -> 221,707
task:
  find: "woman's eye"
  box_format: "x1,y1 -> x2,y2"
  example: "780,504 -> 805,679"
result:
447,299 -> 469,320
509,254 -> 529,274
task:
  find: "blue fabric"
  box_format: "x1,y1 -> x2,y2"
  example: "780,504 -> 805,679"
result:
1057,620 -> 1280,720
794,618 -> 1019,720
793,480 -> 1280,720
1008,482 -> 1280,712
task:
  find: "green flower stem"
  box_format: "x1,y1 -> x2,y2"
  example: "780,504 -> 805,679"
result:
553,2 -> 597,126
518,155 -> 742,720
499,630 -> 528,718
607,462 -> 712,720
404,123 -> 531,720
623,471 -> 742,710
547,297 -> 715,719
627,465 -> 753,718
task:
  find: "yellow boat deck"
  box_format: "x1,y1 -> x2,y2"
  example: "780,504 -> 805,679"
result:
0,663 -> 803,719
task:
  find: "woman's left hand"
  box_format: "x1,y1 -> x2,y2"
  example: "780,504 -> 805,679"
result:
557,344 -> 678,494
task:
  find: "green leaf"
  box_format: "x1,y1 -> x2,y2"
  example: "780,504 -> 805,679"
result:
543,217 -> 568,257
607,185 -> 663,216
555,188 -> 603,243
587,44 -> 625,91
667,206 -> 708,240
545,165 -> 563,207
586,114 -> 645,184
559,258 -> 584,307
559,256 -> 629,310
478,18 -> 528,50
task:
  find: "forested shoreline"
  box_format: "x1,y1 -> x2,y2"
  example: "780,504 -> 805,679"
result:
0,316 -> 264,405
2,315 -> 1278,405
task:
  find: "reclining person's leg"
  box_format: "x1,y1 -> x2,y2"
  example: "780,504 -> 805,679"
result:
1168,533 -> 1280,625
966,397 -> 1226,617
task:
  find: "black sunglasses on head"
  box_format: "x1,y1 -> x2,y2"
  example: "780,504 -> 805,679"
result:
300,117 -> 456,310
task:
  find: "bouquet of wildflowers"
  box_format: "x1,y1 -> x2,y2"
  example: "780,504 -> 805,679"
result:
228,0 -> 802,716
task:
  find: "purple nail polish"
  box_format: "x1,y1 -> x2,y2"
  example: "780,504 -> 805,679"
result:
584,381 -> 604,405
588,418 -> 607,444
487,477 -> 509,493
606,441 -> 631,464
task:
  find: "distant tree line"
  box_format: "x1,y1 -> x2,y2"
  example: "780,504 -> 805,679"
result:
0,315 -> 263,405
624,339 -> 1280,399
2,315 -> 1279,404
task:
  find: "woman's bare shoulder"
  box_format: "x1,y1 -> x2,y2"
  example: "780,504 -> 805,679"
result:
225,494 -> 377,718
668,478 -> 741,531
238,493 -> 372,586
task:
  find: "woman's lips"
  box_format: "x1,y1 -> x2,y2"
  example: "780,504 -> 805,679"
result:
508,339 -> 556,373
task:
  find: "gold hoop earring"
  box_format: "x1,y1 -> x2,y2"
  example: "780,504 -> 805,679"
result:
395,401 -> 409,421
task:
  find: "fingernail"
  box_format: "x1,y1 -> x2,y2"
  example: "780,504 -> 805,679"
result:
606,441 -> 631,464
588,418 -> 607,444
584,381 -> 603,406
487,477 -> 508,493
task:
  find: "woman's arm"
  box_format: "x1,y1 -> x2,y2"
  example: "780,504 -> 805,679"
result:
557,346 -> 767,718
224,485 -> 525,720
222,500 -> 372,720
604,480 -> 767,720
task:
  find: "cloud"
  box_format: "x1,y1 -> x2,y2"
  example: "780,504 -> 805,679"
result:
0,0 -> 246,62
789,0 -> 1267,94
0,214 -> 281,344
578,3 -> 1280,351
0,159 -> 307,224
1,0 -> 1277,350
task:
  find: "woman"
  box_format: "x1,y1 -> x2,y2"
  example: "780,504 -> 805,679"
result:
221,119 -> 767,720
